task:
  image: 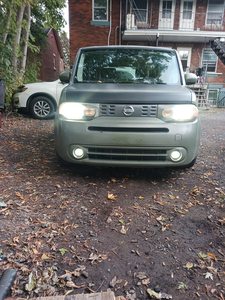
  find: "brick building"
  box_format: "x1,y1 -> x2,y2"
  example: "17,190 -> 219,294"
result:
69,0 -> 225,106
39,28 -> 64,82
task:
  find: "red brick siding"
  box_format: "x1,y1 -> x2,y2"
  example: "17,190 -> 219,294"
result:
39,29 -> 64,82
69,0 -> 225,87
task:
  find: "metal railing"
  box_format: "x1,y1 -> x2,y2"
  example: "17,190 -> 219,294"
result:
126,10 -> 225,31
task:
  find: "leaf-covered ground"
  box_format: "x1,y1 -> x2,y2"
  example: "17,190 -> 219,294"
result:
0,109 -> 225,300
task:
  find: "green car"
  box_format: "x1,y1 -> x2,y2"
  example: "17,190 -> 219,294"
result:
54,46 -> 200,168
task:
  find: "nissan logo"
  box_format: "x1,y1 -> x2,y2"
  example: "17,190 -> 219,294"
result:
122,105 -> 134,116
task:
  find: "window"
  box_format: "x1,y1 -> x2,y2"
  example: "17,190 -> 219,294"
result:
202,49 -> 218,72
162,1 -> 172,18
53,53 -> 56,71
208,89 -> 218,106
60,59 -> 63,72
131,0 -> 148,23
206,0 -> 225,25
93,0 -> 108,21
76,49 -> 181,85
183,1 -> 193,19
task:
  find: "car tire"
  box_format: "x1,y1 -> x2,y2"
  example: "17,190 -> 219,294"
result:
183,157 -> 197,169
56,151 -> 71,166
30,96 -> 55,119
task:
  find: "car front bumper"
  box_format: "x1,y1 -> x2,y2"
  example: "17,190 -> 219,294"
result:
54,115 -> 201,168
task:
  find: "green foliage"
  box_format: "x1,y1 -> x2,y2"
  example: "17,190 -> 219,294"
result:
60,32 -> 70,71
0,0 -> 67,109
23,58 -> 41,84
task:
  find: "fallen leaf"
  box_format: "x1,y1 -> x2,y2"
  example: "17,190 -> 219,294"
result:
147,288 -> 160,299
25,272 -> 36,292
186,262 -> 193,269
142,278 -> 150,285
120,225 -> 128,234
59,248 -> 68,256
207,253 -> 216,261
204,272 -> 213,280
41,253 -> 51,260
198,251 -> 209,260
177,282 -> 188,290
108,192 -> 117,201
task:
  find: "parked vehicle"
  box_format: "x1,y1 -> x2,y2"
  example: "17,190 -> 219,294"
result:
54,45 -> 200,168
13,77 -> 68,119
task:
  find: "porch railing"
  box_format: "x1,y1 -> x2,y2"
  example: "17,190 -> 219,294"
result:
126,11 -> 225,31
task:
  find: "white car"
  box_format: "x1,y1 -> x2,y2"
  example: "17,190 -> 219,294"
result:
13,75 -> 68,119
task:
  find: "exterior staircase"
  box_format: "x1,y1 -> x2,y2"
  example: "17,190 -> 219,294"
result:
210,38 -> 225,65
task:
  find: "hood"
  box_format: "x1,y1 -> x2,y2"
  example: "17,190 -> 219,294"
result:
25,80 -> 60,87
63,83 -> 193,105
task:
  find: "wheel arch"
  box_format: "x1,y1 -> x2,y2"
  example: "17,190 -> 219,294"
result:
27,93 -> 57,112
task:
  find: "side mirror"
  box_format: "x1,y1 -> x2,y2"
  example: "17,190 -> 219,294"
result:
59,71 -> 71,83
185,73 -> 197,85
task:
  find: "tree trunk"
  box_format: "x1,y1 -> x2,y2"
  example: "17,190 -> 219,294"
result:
2,0 -> 13,47
11,2 -> 25,73
19,2 -> 31,76
3,9 -> 12,44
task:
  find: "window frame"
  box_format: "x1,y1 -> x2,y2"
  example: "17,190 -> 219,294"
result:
92,0 -> 108,22
208,89 -> 219,106
202,48 -> 218,73
206,0 -> 225,26
131,0 -> 148,23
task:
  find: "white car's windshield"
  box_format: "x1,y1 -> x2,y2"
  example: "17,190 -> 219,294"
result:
76,48 -> 181,85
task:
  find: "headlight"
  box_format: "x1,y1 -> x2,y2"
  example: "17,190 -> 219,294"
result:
159,104 -> 198,122
59,102 -> 98,120
16,85 -> 27,93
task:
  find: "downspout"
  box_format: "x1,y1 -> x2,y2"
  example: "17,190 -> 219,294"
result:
108,0 -> 112,45
125,0 -> 128,30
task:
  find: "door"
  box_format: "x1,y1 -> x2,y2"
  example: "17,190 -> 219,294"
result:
159,0 -> 175,29
177,47 -> 192,72
179,0 -> 196,30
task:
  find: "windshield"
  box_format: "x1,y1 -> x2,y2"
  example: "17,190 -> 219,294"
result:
75,48 -> 181,85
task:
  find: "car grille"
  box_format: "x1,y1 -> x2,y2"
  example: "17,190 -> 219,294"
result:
88,147 -> 167,162
100,104 -> 157,117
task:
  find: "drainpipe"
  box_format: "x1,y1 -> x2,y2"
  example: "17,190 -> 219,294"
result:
119,0 -> 122,44
115,26 -> 119,44
108,0 -> 112,45
125,0 -> 128,30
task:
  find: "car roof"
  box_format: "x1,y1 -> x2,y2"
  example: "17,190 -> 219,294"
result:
79,45 -> 176,53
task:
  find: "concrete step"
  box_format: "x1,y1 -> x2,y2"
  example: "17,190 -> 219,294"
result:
36,292 -> 116,300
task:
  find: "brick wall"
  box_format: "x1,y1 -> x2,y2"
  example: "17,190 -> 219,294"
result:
39,29 -> 64,82
69,0 -> 123,65
69,0 -> 225,88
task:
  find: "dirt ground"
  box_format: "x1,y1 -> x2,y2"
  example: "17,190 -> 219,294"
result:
0,108 -> 225,300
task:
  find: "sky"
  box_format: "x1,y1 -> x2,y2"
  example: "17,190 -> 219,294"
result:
63,1 -> 69,37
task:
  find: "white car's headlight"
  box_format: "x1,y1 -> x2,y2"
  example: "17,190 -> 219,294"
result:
59,102 -> 98,120
159,104 -> 198,122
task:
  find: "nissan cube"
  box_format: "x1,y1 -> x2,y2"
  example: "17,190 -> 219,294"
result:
54,46 -> 200,168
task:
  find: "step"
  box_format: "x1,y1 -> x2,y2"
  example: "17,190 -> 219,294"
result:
35,292 -> 116,300
6,292 -> 116,300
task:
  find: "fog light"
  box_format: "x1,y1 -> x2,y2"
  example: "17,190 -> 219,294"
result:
73,148 -> 84,159
170,150 -> 182,162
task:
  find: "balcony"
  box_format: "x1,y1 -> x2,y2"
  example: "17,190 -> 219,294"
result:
123,11 -> 225,44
